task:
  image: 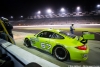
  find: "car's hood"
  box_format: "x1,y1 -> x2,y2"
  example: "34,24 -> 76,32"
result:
26,34 -> 36,38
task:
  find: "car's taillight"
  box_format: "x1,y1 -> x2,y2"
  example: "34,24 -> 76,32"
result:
76,45 -> 87,50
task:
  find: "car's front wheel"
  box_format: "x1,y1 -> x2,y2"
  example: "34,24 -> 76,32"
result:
24,38 -> 31,47
53,46 -> 69,61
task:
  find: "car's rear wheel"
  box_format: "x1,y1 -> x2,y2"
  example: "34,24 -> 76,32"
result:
24,38 -> 31,47
53,46 -> 69,61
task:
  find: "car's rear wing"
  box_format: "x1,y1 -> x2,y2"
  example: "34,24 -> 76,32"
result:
74,31 -> 95,44
82,31 -> 95,40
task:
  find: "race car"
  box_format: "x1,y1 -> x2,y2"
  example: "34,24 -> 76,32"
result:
24,28 -> 94,61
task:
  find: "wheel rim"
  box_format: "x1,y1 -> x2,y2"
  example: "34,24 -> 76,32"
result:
55,47 -> 67,60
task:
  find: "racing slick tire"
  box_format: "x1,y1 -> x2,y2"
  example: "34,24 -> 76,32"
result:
24,38 -> 31,47
53,46 -> 69,61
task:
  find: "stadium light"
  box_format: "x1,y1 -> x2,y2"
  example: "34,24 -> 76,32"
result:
60,8 -> 65,12
11,16 -> 13,19
77,6 -> 80,11
47,9 -> 52,14
76,6 -> 81,13
37,11 -> 41,14
21,16 -> 23,18
97,4 -> 100,8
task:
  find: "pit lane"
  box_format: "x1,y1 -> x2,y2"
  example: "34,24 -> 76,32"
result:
13,25 -> 100,66
13,31 -> 100,66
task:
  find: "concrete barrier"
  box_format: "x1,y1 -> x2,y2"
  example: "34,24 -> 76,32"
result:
0,38 -> 60,67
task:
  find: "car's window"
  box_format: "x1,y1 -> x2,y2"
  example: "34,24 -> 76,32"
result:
59,31 -> 76,38
37,31 -> 53,38
50,33 -> 64,39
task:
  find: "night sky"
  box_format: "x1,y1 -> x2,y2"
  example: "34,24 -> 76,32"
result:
0,0 -> 100,17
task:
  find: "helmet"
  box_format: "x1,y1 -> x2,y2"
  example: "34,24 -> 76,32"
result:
1,17 -> 4,20
1,17 -> 9,22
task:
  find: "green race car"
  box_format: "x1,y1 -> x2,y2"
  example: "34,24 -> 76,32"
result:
24,29 -> 94,61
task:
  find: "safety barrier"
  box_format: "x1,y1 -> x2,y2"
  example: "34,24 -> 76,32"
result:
0,38 -> 60,67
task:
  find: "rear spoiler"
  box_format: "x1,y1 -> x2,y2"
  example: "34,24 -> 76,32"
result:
74,31 -> 95,44
82,31 -> 95,40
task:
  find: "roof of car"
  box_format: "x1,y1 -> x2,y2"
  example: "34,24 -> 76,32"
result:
43,28 -> 61,33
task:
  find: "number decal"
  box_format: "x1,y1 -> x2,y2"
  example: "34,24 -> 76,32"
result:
46,44 -> 51,50
41,43 -> 51,50
41,43 -> 45,48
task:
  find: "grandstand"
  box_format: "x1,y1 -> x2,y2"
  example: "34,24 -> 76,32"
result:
10,12 -> 100,26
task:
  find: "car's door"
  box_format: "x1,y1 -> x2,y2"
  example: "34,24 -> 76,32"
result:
36,31 -> 53,52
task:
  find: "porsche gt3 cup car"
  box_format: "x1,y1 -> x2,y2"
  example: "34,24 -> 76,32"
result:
24,29 -> 94,61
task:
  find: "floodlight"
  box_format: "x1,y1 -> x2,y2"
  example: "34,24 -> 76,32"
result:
77,6 -> 80,11
47,9 -> 52,13
97,4 -> 100,8
61,8 -> 65,12
11,16 -> 13,19
21,16 -> 23,18
37,11 -> 41,14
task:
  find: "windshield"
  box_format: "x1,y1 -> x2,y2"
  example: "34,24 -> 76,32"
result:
59,31 -> 76,38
